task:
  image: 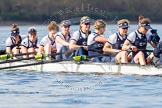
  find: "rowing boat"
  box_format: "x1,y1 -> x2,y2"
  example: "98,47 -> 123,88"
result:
0,60 -> 162,75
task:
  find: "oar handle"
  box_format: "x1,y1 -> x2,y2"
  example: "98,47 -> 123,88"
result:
0,53 -> 12,59
73,55 -> 86,61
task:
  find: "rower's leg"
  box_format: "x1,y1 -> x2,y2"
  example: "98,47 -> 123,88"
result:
20,46 -> 28,58
134,51 -> 146,65
28,48 -> 35,58
44,44 -> 52,60
127,52 -> 132,62
44,43 -> 51,54
115,51 -> 128,63
146,52 -> 154,64
121,51 -> 128,63
12,47 -> 20,59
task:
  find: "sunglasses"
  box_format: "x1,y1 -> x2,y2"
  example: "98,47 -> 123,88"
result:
30,32 -> 37,35
64,25 -> 70,28
122,27 -> 128,30
84,23 -> 90,25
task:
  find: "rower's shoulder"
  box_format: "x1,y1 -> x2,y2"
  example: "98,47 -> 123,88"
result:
72,30 -> 80,36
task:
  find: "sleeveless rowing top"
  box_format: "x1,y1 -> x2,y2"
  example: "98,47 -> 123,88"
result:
129,31 -> 147,50
5,35 -> 22,49
55,32 -> 71,52
39,35 -> 56,48
71,30 -> 90,46
108,32 -> 127,49
87,32 -> 105,55
21,36 -> 38,48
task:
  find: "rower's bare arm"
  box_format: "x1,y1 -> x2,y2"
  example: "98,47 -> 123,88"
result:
55,36 -> 69,46
103,42 -> 120,53
122,40 -> 137,52
94,36 -> 107,43
122,40 -> 131,50
6,47 -> 11,54
69,40 -> 81,50
37,46 -> 44,54
82,46 -> 88,50
149,41 -> 156,48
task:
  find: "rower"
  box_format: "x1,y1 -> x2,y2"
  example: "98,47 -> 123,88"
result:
5,24 -> 23,59
20,27 -> 38,58
122,17 -> 156,65
38,21 -> 59,60
69,16 -> 91,57
103,19 -> 129,63
87,20 -> 110,62
55,20 -> 71,60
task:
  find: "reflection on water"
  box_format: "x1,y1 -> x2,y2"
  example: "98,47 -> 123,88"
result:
0,71 -> 162,107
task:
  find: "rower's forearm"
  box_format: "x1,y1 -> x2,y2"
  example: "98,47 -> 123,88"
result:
69,45 -> 82,50
122,45 -> 130,51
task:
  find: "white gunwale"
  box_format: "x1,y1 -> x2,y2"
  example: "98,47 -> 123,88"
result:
1,60 -> 162,76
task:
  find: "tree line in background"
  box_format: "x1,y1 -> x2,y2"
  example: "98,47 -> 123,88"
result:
0,0 -> 162,24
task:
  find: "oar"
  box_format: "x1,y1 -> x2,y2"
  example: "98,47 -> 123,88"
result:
0,52 -> 36,59
137,49 -> 153,52
0,50 -> 73,64
0,54 -> 106,70
89,48 -> 154,53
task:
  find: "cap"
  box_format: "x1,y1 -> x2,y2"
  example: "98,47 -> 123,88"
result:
11,29 -> 19,36
139,18 -> 152,30
139,22 -> 152,30
28,27 -> 37,33
60,20 -> 71,27
117,19 -> 130,29
80,16 -> 91,24
118,22 -> 129,28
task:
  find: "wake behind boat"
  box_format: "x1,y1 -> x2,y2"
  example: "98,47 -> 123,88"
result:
0,59 -> 162,76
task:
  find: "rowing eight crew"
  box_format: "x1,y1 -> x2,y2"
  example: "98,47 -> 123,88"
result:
5,16 -> 161,66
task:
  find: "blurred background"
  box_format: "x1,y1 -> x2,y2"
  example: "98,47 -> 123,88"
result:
0,0 -> 162,25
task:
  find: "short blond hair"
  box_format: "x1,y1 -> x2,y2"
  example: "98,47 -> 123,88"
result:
117,19 -> 129,25
94,20 -> 106,30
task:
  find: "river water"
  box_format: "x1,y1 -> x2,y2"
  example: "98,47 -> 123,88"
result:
0,24 -> 162,108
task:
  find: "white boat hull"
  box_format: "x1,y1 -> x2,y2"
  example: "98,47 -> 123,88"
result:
1,60 -> 162,75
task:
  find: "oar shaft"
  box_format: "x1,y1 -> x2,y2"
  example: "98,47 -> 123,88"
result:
0,54 -> 108,70
0,57 -> 35,64
0,59 -> 67,70
14,52 -> 36,56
